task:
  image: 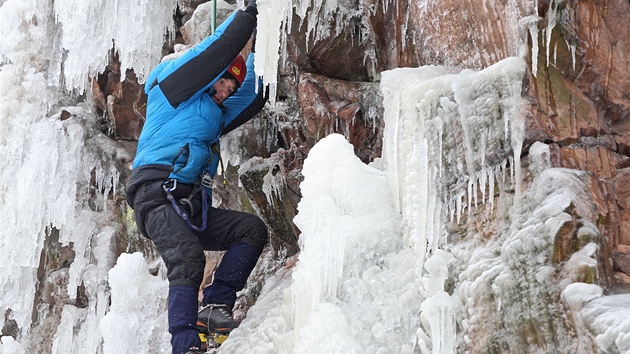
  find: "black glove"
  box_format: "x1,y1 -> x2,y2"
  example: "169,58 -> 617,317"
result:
251,27 -> 257,52
245,0 -> 257,16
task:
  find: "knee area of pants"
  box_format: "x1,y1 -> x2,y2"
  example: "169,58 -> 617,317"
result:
243,216 -> 268,248
169,262 -> 205,287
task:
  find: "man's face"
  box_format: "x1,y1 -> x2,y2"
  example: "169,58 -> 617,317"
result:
211,78 -> 237,104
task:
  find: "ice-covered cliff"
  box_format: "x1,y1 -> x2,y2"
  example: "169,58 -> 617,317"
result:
1,0 -> 629,353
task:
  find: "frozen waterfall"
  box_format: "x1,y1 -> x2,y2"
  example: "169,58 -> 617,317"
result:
1,0 -> 629,353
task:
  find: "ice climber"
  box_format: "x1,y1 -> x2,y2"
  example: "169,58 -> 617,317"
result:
125,1 -> 268,353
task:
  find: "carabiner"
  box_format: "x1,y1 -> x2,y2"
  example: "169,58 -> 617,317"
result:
163,179 -> 178,192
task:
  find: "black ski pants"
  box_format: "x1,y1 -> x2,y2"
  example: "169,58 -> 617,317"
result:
131,179 -> 268,288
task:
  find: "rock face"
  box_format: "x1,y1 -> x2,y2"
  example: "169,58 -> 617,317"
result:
526,0 -> 630,292
84,0 -> 629,351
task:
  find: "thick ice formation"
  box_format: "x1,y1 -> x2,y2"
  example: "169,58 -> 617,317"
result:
53,0 -> 177,93
255,0 -> 291,104
221,55 -> 630,353
0,0 -> 174,352
381,57 -> 527,261
1,0 -> 629,353
222,58 -> 528,353
222,133 -> 413,353
100,253 -> 169,354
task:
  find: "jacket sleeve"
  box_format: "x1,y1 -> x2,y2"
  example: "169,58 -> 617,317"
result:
144,60 -> 171,95
155,9 -> 256,109
221,52 -> 268,135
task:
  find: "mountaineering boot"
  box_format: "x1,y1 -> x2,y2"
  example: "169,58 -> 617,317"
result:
197,304 -> 240,334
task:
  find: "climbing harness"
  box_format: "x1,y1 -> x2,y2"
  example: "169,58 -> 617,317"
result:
162,179 -> 208,232
161,142 -> 224,232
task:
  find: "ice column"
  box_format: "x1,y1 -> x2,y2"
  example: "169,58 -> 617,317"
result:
255,0 -> 291,104
290,134 -> 401,351
0,0 -> 69,336
100,253 -> 169,354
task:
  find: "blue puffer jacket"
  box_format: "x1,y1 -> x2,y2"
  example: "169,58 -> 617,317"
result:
126,7 -> 266,207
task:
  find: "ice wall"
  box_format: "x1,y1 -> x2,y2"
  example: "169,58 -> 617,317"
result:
2,0 -> 627,352
221,57 -> 529,354
0,0 -> 177,351
454,167 -> 582,351
222,133 -> 417,353
380,57 -> 527,264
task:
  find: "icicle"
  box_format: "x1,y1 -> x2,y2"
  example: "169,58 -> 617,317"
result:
479,167 -> 487,205
435,116 -> 444,177
255,0 -> 291,105
456,192 -> 464,224
262,163 -> 287,207
419,292 -> 456,353
509,155 -> 515,187
566,39 -> 577,71
475,173 -> 480,209
488,166 -> 496,211
445,194 -> 452,223
467,178 -> 473,214
512,140 -> 523,197
53,0 -> 177,93
529,22 -> 540,76
545,0 -> 560,68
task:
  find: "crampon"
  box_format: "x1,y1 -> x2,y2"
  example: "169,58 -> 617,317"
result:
197,322 -> 230,352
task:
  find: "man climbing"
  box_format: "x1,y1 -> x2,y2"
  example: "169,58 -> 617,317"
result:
125,1 -> 268,353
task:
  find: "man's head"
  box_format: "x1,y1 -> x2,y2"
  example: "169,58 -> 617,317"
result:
211,55 -> 246,104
